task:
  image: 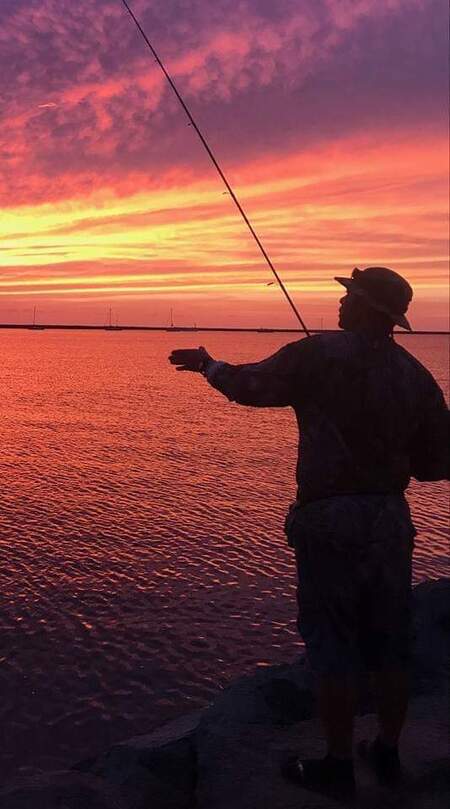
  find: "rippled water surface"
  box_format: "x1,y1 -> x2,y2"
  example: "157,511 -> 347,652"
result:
0,331 -> 448,776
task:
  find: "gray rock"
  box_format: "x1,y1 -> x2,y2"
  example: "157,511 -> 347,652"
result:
197,657 -> 315,730
0,771 -> 126,809
195,692 -> 450,809
412,577 -> 450,695
194,659 -> 315,809
73,659 -> 314,809
84,711 -> 202,809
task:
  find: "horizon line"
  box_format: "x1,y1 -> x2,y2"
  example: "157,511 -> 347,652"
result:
0,324 -> 448,336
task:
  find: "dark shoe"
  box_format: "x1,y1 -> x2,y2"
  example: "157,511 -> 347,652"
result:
281,753 -> 356,801
358,737 -> 402,786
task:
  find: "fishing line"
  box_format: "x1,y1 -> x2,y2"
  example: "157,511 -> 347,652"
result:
119,0 -> 311,336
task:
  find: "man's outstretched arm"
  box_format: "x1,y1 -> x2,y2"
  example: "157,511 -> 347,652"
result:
169,341 -> 312,408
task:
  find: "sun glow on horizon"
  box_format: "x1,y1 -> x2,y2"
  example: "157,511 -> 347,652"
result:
1,134 -> 448,320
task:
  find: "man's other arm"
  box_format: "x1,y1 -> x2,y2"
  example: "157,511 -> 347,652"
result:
410,378 -> 449,481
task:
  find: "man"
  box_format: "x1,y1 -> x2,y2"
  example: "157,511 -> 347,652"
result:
169,267 -> 448,800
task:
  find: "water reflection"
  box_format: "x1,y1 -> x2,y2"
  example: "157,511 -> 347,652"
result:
0,331 -> 448,775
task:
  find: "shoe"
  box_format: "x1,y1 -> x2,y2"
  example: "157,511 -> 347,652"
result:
281,753 -> 356,801
357,737 -> 402,786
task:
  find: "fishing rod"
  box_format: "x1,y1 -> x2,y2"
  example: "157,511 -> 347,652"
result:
119,0 -> 311,336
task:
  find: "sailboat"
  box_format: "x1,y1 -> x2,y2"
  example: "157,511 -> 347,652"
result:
105,307 -> 123,331
27,306 -> 45,330
165,308 -> 184,331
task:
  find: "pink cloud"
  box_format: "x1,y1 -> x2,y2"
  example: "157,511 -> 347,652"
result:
1,0 -> 445,206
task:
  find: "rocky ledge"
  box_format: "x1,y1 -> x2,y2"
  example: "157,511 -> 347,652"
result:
1,578 -> 448,809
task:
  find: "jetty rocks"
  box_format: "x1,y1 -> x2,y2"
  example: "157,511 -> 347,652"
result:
1,578 -> 449,809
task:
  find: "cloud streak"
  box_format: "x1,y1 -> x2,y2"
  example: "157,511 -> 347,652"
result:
2,134 -> 447,299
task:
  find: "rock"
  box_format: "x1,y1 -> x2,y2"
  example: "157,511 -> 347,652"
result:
0,771 -> 126,809
412,577 -> 450,695
195,692 -> 450,809
194,659 -> 315,809
77,658 -> 314,808
197,657 -> 315,730
81,710 -> 202,809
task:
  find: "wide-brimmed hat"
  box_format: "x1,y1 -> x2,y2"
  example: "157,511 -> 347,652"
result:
335,267 -> 413,331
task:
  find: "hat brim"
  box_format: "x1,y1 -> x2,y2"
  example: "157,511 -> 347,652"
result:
335,276 -> 353,289
334,276 -> 412,331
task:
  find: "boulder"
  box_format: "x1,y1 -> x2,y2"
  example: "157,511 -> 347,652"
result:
77,710 -> 202,809
192,658 -> 314,809
0,771 -> 126,809
412,577 -> 450,695
197,657 -> 315,729
194,690 -> 450,809
75,660 -> 314,809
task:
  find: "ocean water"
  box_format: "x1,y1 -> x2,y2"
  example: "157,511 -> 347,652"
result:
0,330 -> 448,776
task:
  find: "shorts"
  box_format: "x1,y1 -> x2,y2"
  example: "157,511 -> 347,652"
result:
286,494 -> 416,676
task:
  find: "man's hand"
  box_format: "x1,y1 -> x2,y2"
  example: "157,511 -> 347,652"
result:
168,346 -> 212,372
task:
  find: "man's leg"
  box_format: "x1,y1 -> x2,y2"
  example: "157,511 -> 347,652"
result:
291,501 -> 360,764
356,668 -> 408,784
359,515 -> 413,783
282,672 -> 356,796
317,669 -> 409,757
373,668 -> 409,747
318,675 -> 356,758
284,498 -> 363,794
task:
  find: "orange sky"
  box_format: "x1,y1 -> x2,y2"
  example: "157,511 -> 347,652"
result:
1,0 -> 448,330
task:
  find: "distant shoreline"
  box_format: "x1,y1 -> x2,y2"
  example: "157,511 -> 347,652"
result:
0,324 -> 448,335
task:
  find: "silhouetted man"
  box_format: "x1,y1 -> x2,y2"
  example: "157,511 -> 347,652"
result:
169,267 -> 448,800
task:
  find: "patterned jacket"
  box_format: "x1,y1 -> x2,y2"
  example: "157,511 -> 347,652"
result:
205,332 -> 449,504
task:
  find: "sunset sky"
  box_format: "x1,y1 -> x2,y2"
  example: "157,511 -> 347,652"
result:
0,0 -> 448,329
